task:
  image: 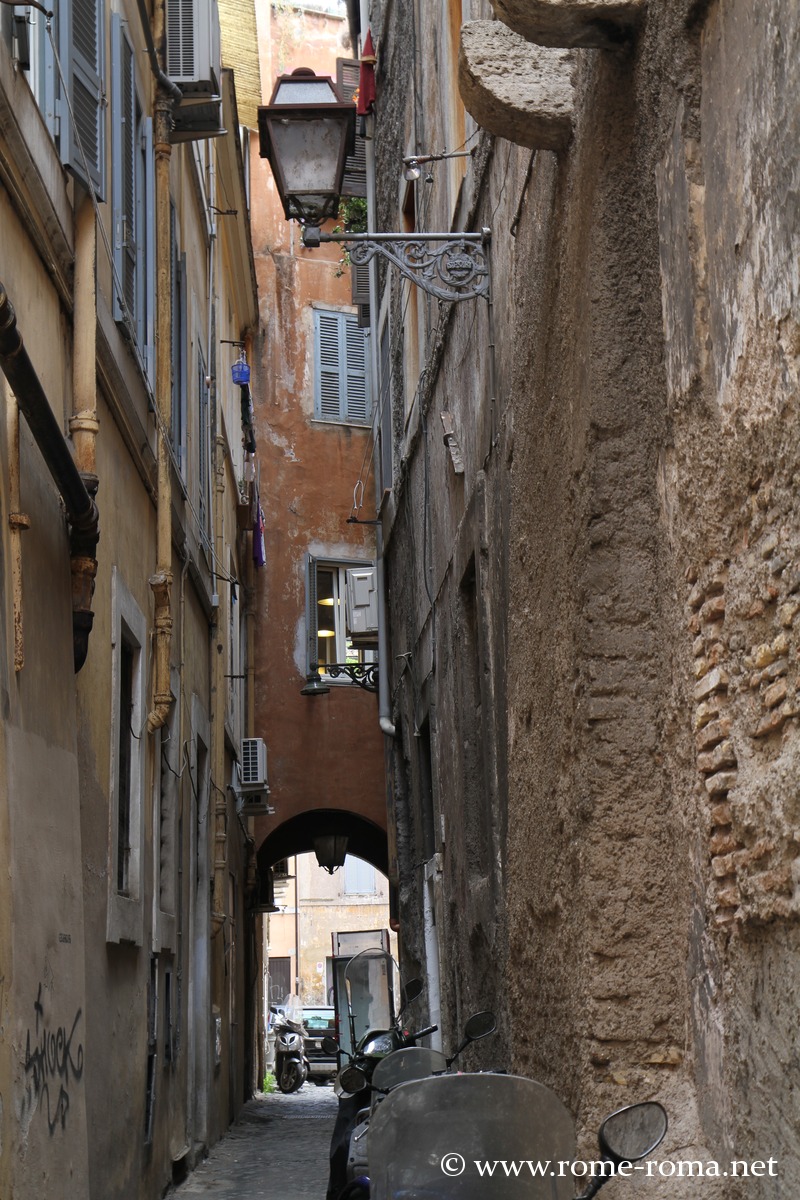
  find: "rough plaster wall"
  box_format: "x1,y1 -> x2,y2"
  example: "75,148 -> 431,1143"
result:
499,0 -> 800,1192
659,0 -> 800,1185
504,2 -> 731,1191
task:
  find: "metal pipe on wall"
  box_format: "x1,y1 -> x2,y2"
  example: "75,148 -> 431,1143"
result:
0,279 -> 100,671
146,0 -> 177,732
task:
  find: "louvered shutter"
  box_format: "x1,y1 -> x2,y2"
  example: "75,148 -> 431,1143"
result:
306,555 -> 319,673
351,258 -> 371,330
344,319 -> 369,423
336,59 -> 366,199
112,17 -> 137,326
143,117 -> 156,387
61,0 -> 105,199
315,310 -> 344,420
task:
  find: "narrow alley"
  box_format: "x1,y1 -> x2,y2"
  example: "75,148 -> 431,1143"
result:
170,1085 -> 337,1199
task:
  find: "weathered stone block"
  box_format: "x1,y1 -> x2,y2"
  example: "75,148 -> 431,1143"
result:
709,830 -> 739,856
459,22 -> 576,151
709,801 -> 733,826
705,770 -> 737,796
696,715 -> 732,751
754,643 -> 777,668
694,666 -> 729,702
697,739 -> 737,775
763,678 -> 788,709
701,595 -> 726,624
490,0 -> 646,49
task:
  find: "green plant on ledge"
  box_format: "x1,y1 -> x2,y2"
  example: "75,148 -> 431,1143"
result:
332,196 -> 368,277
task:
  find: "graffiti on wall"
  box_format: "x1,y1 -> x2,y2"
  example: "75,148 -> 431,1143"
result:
22,983 -> 84,1135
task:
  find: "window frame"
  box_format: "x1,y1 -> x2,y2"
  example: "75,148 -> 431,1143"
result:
107,567 -> 147,946
305,555 -> 376,680
111,13 -> 155,378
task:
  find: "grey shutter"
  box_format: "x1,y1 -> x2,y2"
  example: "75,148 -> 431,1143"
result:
112,17 -> 136,326
344,319 -> 369,423
306,555 -> 319,673
143,117 -> 156,386
336,59 -> 366,199
61,0 -> 105,198
315,310 -> 343,420
351,258 -> 370,330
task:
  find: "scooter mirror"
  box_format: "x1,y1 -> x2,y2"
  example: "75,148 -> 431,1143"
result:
339,1064 -> 368,1095
598,1102 -> 668,1165
321,1036 -> 340,1055
403,978 -> 424,1004
464,1010 -> 496,1041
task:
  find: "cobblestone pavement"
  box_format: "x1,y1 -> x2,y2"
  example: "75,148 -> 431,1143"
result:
171,1082 -> 338,1199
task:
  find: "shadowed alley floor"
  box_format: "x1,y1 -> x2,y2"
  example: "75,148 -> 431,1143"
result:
171,1082 -> 338,1198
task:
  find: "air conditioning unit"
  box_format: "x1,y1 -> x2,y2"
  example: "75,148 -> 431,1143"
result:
240,792 -> 274,817
166,0 -> 221,99
240,737 -> 268,792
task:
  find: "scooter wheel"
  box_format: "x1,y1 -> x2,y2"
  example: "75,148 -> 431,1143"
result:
278,1063 -> 302,1093
338,1179 -> 370,1200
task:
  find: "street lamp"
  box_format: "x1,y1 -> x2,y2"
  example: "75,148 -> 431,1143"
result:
257,67 -> 356,225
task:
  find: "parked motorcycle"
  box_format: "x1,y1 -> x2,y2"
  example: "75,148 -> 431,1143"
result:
273,994 -> 309,1094
326,949 -> 436,1200
341,1073 -> 667,1200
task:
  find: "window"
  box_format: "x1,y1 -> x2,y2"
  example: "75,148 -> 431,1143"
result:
107,567 -> 146,945
306,556 -> 376,678
344,857 -> 376,895
171,210 -> 187,471
10,0 -> 105,196
197,347 -> 210,542
314,309 -> 370,425
112,13 -> 155,378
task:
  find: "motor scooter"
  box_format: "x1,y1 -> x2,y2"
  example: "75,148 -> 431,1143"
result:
343,1010 -> 498,1189
339,1072 -> 667,1200
273,994 -> 309,1094
326,949 -> 437,1200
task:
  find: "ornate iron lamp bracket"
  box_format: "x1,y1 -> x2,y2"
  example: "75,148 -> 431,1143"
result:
302,228 -> 491,303
313,662 -> 379,692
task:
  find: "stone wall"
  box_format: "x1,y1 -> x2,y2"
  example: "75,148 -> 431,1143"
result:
374,0 -> 800,1189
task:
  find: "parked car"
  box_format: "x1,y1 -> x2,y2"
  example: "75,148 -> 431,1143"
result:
304,1006 -> 337,1083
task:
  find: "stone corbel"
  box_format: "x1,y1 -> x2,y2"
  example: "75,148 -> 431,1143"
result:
459,22 -> 576,151
490,0 -> 646,50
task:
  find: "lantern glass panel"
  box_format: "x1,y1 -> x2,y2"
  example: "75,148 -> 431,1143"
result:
274,79 -> 338,104
271,118 -> 343,195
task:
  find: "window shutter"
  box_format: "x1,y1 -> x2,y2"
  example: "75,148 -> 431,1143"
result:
61,0 -> 105,199
306,555 -> 319,673
344,319 -> 369,423
336,59 -> 366,199
315,311 -> 343,420
143,117 -> 156,387
112,17 -> 136,326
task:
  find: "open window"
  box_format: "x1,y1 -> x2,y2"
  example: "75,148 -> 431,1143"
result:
306,557 -> 377,679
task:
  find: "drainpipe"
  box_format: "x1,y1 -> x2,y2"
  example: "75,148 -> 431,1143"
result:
0,281 -> 100,671
146,0 -> 178,732
376,525 -> 396,738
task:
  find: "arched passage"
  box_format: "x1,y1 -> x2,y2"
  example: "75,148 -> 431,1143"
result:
256,809 -> 388,877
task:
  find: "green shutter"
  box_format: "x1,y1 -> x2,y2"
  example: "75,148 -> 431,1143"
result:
336,59 -> 366,199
